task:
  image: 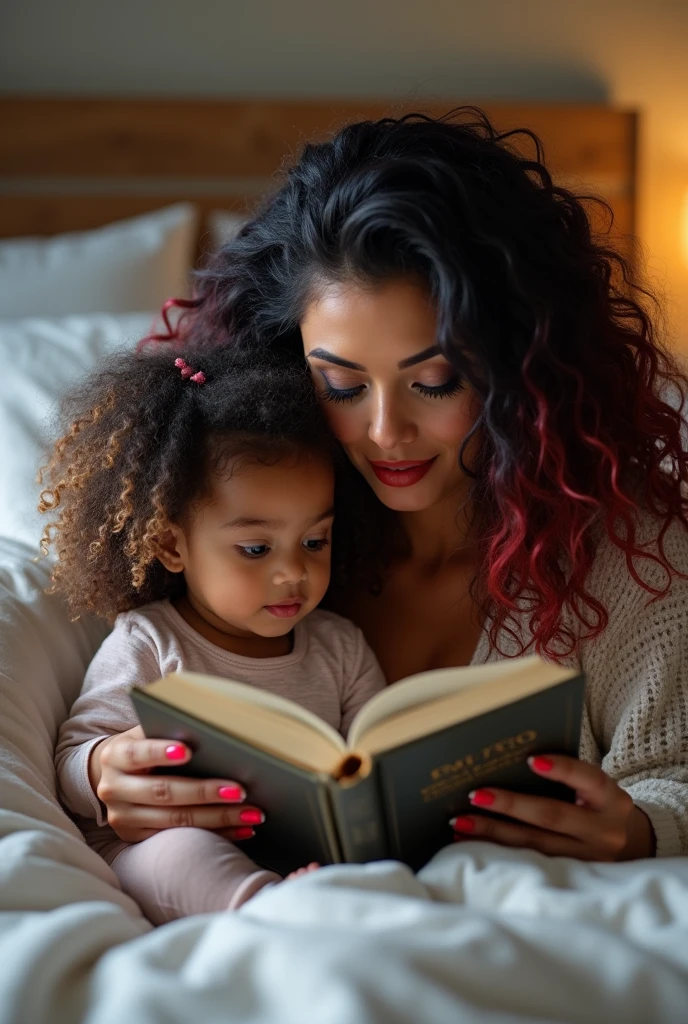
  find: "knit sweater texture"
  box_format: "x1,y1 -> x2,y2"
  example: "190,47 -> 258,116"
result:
472,511 -> 688,856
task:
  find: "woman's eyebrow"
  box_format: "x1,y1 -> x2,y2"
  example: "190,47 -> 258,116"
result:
307,345 -> 441,371
397,345 -> 441,369
307,348 -> 365,370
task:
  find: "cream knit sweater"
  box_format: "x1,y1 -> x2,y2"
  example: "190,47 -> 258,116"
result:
472,511 -> 688,857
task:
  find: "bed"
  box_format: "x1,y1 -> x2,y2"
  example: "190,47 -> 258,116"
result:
1,96 -> 688,1024
0,96 -> 637,248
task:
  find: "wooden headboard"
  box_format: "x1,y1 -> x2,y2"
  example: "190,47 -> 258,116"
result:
0,97 -> 637,256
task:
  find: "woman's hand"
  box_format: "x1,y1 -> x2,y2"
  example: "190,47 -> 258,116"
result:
450,755 -> 656,861
89,726 -> 264,843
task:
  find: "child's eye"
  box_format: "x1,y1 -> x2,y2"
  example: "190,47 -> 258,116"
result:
237,544 -> 270,559
303,538 -> 330,552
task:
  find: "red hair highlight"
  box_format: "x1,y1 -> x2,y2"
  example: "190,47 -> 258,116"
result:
137,297 -> 200,351
482,312 -> 688,659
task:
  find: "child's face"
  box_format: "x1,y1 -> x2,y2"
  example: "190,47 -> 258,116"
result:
163,455 -> 335,639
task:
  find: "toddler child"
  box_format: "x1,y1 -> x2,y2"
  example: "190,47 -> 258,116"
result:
44,346 -> 385,924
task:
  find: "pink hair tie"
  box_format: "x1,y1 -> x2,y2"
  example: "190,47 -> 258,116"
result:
174,358 -> 206,384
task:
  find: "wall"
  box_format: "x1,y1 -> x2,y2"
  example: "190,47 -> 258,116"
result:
2,0 -> 688,349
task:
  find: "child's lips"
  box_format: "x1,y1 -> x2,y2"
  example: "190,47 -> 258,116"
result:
264,597 -> 304,618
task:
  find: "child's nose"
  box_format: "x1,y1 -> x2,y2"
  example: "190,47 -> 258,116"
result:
272,553 -> 308,586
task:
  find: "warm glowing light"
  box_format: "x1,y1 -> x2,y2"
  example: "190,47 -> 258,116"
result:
682,189 -> 688,270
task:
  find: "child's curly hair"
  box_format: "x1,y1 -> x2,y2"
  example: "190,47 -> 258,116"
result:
38,346 -> 338,621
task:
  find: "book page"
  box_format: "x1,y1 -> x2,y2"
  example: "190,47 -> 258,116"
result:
143,672 -> 347,771
348,656 -> 576,752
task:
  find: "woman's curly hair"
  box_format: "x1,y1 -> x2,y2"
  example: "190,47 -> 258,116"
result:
38,346 -> 342,621
146,106 -> 688,659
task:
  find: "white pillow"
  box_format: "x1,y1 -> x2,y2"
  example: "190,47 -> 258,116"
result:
0,204 -> 198,318
0,313 -> 154,549
208,209 -> 249,251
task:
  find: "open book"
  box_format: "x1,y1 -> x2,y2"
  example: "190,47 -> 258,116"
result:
131,655 -> 584,874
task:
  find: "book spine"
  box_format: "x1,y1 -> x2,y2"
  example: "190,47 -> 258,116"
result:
326,765 -> 388,863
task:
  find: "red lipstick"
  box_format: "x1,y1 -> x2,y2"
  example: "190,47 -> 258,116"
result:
368,458 -> 437,487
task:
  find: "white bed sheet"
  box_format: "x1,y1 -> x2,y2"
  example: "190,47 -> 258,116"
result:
1,536 -> 687,1024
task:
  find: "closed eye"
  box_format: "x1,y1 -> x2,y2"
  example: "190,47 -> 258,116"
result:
318,373 -> 463,403
319,378 -> 366,404
413,375 -> 464,398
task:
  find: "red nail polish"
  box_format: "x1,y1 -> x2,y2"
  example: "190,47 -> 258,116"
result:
529,755 -> 554,773
165,744 -> 187,761
239,808 -> 264,825
450,816 -> 475,834
469,789 -> 495,807
218,785 -> 245,802
235,827 -> 255,840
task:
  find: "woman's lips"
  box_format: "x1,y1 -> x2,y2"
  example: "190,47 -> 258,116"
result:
264,598 -> 304,618
368,458 -> 437,487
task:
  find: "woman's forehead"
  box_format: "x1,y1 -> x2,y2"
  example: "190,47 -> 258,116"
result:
300,279 -> 447,367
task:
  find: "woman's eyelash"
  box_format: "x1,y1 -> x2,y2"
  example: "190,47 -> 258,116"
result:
320,382 -> 365,404
413,376 -> 464,398
319,374 -> 464,404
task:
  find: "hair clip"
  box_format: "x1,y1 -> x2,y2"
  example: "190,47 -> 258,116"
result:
174,358 -> 206,384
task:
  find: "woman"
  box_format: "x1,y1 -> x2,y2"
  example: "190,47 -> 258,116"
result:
97,108 -> 688,862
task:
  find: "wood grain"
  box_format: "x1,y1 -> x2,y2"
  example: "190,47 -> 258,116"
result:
1,97 -> 635,178
0,97 -> 636,245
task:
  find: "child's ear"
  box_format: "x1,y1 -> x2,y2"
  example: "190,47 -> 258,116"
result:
155,524 -> 187,574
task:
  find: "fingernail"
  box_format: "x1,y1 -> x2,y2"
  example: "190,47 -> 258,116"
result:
529,755 -> 554,773
239,808 -> 265,825
218,785 -> 245,802
165,744 -> 187,761
450,816 -> 475,834
235,827 -> 255,840
469,789 -> 496,807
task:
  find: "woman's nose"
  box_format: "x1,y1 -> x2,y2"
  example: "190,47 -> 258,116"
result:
368,393 -> 417,451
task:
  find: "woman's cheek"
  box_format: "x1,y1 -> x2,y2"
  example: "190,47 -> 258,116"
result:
320,403 -> 362,445
427,397 -> 477,447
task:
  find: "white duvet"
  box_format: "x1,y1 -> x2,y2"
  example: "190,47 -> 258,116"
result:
1,536 -> 687,1024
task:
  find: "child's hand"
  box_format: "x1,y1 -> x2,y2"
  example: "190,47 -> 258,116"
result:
90,726 -> 265,843
285,863 -> 320,882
